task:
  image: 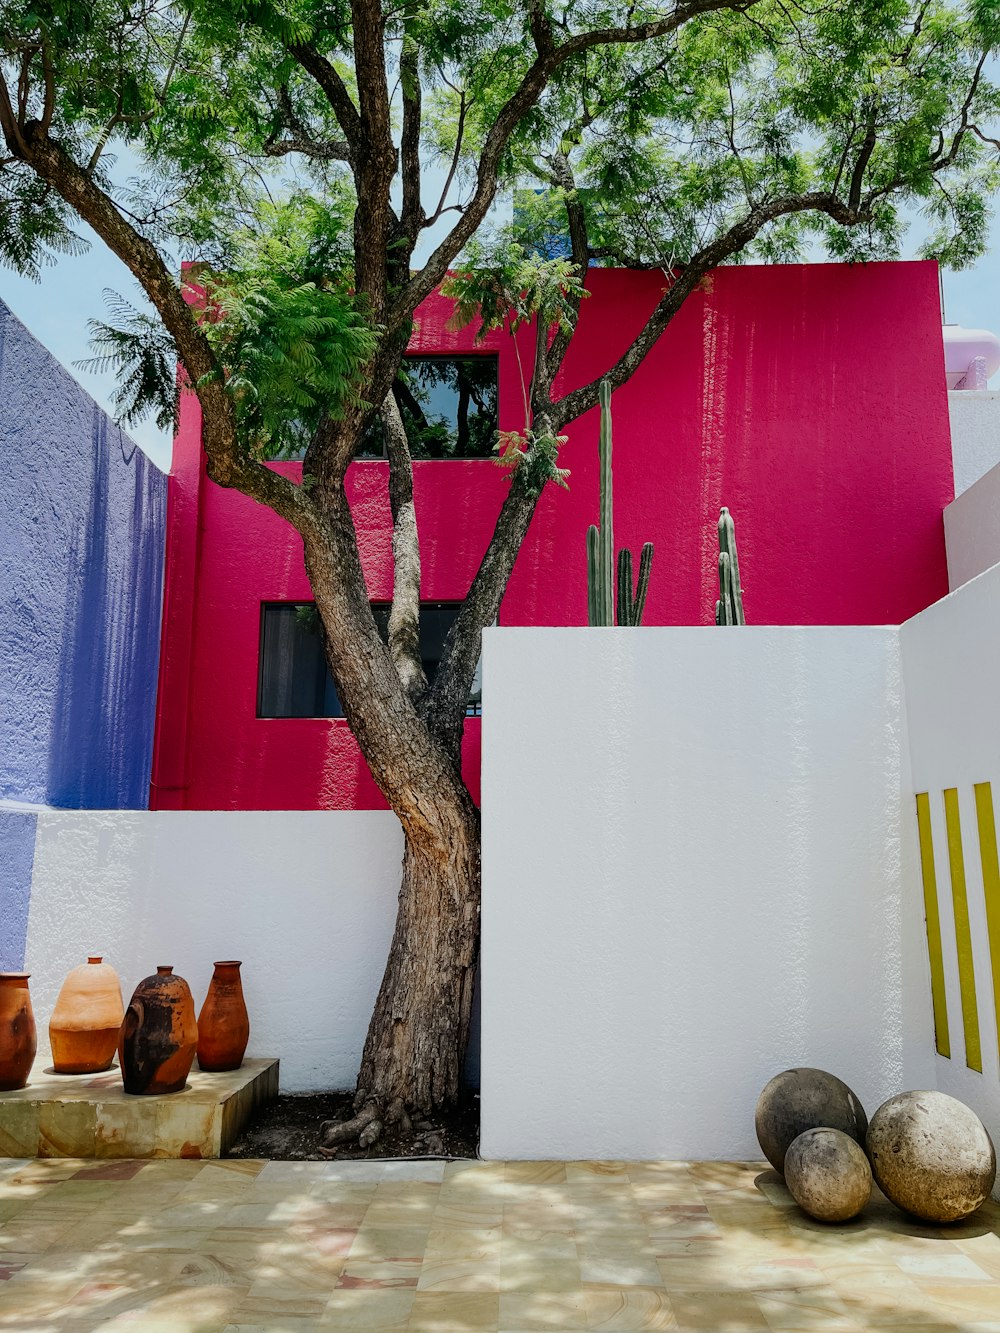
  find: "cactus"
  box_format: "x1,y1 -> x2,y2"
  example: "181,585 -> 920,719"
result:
586,380 -> 655,625
617,544 -> 654,627
714,506 -> 746,626
586,381 -> 616,625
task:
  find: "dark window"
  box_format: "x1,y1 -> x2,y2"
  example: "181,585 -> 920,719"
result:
360,356 -> 499,459
258,601 -> 482,718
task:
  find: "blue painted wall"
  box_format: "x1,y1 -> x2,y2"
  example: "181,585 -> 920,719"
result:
0,300 -> 167,809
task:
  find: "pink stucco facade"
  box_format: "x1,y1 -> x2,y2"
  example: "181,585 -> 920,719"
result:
151,261 -> 954,812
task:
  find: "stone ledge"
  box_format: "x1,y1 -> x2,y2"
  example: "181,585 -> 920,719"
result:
0,1057 -> 278,1159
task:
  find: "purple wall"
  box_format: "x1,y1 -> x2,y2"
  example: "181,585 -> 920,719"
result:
0,300 -> 166,809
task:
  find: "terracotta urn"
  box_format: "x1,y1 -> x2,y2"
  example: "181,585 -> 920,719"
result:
118,966 -> 198,1095
0,973 -> 37,1091
197,961 -> 250,1072
49,956 -> 125,1074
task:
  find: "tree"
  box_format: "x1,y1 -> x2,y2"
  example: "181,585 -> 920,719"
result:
3,0 -> 999,1147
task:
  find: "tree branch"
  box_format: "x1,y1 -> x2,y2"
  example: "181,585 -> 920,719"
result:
382,390 -> 427,703
160,9 -> 191,101
263,82 -> 352,162
390,0 -> 764,335
830,124 -> 857,198
263,133 -> 351,161
936,50 -> 988,169
421,469 -> 541,758
350,0 -> 397,313
39,41 -> 55,136
17,50 -> 29,124
527,0 -> 556,56
399,3 -> 423,239
0,69 -> 28,157
549,191 -> 862,430
970,123 -> 1000,153
542,150 -> 590,390
287,42 -> 363,161
848,120 -> 877,213
18,120 -> 308,526
425,89 -> 466,226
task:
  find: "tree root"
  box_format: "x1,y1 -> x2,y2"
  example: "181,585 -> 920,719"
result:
318,1093 -> 449,1154
320,1099 -> 380,1149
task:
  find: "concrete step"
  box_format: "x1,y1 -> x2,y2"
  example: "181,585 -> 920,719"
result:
0,1057 -> 278,1159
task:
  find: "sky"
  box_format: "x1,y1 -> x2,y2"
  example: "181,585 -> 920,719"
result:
2,199 -> 999,475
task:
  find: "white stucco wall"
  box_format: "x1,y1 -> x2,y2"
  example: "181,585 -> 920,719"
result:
944,461 -> 1000,591
902,562 -> 1000,1166
24,810 -> 403,1092
949,390 -> 1000,497
479,626 -> 935,1161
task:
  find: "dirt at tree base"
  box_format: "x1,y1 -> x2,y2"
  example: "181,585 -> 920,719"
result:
226,1090 -> 479,1161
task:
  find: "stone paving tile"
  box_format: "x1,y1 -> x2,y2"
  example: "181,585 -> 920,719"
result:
0,1157 -> 997,1329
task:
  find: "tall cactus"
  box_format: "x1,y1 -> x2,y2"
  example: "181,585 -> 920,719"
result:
617,544 -> 654,626
586,381 -> 616,626
586,380 -> 655,625
715,506 -> 746,626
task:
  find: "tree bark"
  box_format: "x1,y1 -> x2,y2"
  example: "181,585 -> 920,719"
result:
383,392 -> 427,705
356,788 -> 480,1114
299,487 -> 481,1126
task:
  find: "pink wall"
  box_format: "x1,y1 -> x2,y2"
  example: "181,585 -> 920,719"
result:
151,261 -> 954,812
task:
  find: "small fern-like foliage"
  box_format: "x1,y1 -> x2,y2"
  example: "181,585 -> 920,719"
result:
77,196 -> 379,458
0,170 -> 89,281
79,291 -> 179,432
200,268 -> 379,458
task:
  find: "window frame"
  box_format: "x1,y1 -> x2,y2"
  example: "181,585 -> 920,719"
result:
358,352 -> 500,461
256,599 -> 485,720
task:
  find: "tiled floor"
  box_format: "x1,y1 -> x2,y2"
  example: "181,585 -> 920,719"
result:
0,1157 -> 998,1331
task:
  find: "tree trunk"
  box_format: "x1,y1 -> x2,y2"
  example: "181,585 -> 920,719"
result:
357,789 -> 480,1113
301,510 -> 481,1138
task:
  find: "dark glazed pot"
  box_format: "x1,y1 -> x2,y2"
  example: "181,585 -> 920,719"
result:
0,973 -> 37,1091
197,961 -> 250,1072
118,966 -> 198,1095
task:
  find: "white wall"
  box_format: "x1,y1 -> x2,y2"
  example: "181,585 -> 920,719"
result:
949,390 -> 1000,497
945,462 -> 1000,590
480,627 -> 935,1161
943,392 -> 1000,590
902,562 -> 1000,1170
24,810 -> 404,1092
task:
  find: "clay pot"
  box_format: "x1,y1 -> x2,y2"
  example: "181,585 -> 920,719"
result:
118,966 -> 198,1095
49,956 -> 125,1074
0,973 -> 37,1091
197,961 -> 250,1072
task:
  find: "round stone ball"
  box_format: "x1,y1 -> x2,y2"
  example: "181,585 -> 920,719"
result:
784,1127 -> 872,1222
755,1068 -> 868,1175
867,1090 -> 996,1223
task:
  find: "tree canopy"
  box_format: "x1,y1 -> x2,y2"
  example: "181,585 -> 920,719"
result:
4,1 -> 1000,462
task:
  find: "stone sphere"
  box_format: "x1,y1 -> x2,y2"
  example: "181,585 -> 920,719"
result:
867,1091 -> 996,1223
755,1067 -> 868,1175
784,1127 -> 872,1222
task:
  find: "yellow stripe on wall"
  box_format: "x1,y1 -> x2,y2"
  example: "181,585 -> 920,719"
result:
916,793 -> 951,1059
944,788 -> 982,1072
974,782 -> 1000,1067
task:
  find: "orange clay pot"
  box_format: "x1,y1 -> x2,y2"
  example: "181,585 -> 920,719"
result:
49,956 -> 125,1074
0,973 -> 37,1091
197,961 -> 250,1072
118,966 -> 198,1095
